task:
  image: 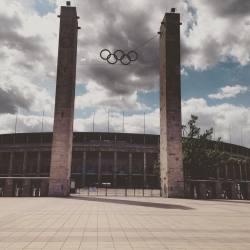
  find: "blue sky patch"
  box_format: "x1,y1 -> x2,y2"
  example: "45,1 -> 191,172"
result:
34,0 -> 56,16
182,62 -> 250,106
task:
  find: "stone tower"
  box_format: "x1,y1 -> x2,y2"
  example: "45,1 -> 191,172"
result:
159,9 -> 184,197
49,3 -> 79,196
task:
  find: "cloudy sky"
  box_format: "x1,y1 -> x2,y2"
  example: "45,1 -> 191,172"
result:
0,0 -> 250,147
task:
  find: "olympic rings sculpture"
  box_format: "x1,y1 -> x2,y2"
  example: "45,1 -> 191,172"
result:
100,49 -> 138,65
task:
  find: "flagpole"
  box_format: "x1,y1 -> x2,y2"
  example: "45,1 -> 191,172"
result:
122,111 -> 125,133
14,113 -> 18,134
108,109 -> 110,132
143,112 -> 145,134
41,110 -> 45,132
93,111 -> 95,132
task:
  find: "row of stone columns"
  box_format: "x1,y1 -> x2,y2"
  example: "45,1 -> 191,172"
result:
80,151 -> 149,187
4,151 -> 43,176
185,181 -> 250,199
4,150 -> 249,182
217,164 -> 249,181
3,179 -> 49,197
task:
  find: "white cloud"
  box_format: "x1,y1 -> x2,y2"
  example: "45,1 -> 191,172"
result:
0,113 -> 53,134
75,81 -> 149,111
73,108 -> 160,134
208,84 -> 248,99
1,98 -> 250,148
1,0 -> 250,116
0,0 -> 57,114
0,0 -> 250,151
182,98 -> 250,147
182,0 -> 250,70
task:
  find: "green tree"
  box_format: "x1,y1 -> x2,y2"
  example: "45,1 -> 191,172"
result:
182,115 -> 229,179
154,115 -> 235,182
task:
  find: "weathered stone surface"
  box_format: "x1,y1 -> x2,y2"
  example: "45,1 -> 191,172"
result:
40,180 -> 49,197
160,12 -> 184,197
4,179 -> 13,197
49,6 -> 79,197
22,179 -> 31,197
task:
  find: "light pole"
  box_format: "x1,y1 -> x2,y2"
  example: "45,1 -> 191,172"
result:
92,111 -> 95,132
143,112 -> 146,134
107,109 -> 110,132
122,111 -> 125,133
41,110 -> 45,132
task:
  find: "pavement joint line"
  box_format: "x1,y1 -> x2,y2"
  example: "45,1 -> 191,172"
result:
0,197 -> 250,250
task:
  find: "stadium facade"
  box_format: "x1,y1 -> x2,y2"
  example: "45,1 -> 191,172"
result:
0,132 -> 250,199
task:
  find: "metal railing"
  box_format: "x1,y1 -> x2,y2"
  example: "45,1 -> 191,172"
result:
73,187 -> 161,197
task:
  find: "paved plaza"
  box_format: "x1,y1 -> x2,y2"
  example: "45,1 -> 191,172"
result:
0,196 -> 250,249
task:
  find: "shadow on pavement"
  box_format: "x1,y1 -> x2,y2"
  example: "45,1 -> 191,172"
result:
67,196 -> 193,210
205,199 -> 250,205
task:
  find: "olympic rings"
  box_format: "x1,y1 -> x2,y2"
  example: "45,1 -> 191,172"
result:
100,49 -> 138,65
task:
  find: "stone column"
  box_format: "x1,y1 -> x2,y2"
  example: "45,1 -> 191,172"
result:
199,182 -> 207,199
37,151 -> 41,176
184,181 -> 191,198
231,183 -> 238,199
244,165 -> 247,180
98,152 -> 102,186
216,167 -> 220,180
82,151 -> 86,187
4,179 -> 13,197
239,165 -> 242,180
215,182 -> 222,199
143,153 -> 147,188
129,153 -> 132,187
113,152 -> 117,188
247,183 -> 250,200
22,151 -> 27,175
40,180 -> 49,197
159,10 -> 184,197
23,179 -> 31,197
49,5 -> 79,196
8,152 -> 13,176
246,166 -> 248,180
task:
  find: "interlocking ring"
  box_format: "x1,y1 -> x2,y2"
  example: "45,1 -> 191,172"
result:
100,49 -> 138,65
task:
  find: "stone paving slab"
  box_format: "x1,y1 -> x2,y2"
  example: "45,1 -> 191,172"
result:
0,196 -> 250,249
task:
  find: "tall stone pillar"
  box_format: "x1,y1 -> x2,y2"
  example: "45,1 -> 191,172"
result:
49,4 -> 79,196
159,9 -> 184,197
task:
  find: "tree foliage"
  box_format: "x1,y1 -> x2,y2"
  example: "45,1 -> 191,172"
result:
153,115 -> 248,181
182,115 -> 229,179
